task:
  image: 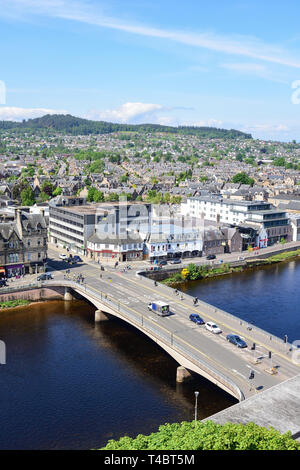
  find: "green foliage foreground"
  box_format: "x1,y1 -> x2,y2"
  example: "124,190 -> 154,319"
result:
100,421 -> 300,450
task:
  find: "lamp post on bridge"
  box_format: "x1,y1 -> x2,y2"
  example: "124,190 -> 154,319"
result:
194,391 -> 199,424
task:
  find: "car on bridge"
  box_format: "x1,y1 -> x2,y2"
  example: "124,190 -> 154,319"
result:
226,334 -> 247,348
189,313 -> 205,325
37,273 -> 53,281
205,321 -> 222,334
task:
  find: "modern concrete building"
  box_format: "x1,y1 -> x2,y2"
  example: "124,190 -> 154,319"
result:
49,196 -> 152,255
289,214 -> 300,241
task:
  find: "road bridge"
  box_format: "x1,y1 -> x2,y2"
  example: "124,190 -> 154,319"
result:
1,247 -> 299,403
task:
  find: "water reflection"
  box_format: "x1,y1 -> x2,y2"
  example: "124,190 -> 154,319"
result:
0,300 -> 235,450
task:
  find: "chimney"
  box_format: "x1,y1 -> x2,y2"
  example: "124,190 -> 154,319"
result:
16,208 -> 22,238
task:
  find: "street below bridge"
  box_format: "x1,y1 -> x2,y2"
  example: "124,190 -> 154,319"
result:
44,246 -> 300,400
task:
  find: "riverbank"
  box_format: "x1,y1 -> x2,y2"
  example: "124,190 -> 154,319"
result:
161,248 -> 300,286
0,299 -> 31,310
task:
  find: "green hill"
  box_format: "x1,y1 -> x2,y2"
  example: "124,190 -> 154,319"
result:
0,114 -> 252,139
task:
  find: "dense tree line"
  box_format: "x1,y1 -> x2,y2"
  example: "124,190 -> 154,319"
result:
0,114 -> 252,139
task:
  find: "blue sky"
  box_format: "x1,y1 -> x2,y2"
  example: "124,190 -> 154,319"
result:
1,0 -> 300,140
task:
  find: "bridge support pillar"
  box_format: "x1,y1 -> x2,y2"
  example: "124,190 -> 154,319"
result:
95,310 -> 110,322
64,287 -> 74,301
176,366 -> 192,383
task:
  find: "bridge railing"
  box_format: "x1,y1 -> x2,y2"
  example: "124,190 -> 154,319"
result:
62,280 -> 245,401
0,279 -> 246,401
135,270 -> 291,353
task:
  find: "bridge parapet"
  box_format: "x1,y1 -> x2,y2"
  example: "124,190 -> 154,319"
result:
135,271 -> 292,354
41,279 -> 246,401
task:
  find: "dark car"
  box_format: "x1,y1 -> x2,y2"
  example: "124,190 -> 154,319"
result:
37,273 -> 53,281
206,254 -> 216,260
226,334 -> 247,348
159,260 -> 167,266
73,255 -> 82,263
189,313 -> 205,325
0,279 -> 7,287
170,258 -> 181,264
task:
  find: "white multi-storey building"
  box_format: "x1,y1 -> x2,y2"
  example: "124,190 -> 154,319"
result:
182,195 -> 291,247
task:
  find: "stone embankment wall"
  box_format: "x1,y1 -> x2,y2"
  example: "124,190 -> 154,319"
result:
0,286 -> 65,303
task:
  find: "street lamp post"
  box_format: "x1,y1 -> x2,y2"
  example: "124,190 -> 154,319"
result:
194,391 -> 199,423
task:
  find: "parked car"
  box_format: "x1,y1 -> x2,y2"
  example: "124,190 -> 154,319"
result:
0,279 -> 7,287
73,255 -> 82,262
205,321 -> 222,334
37,273 -> 53,281
170,258 -> 181,264
189,313 -> 205,325
158,260 -> 168,266
206,254 -> 216,260
59,254 -> 68,260
226,334 -> 247,348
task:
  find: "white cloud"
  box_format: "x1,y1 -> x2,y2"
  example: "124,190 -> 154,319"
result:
0,106 -> 67,121
242,123 -> 289,132
2,0 -> 300,68
220,62 -> 289,84
85,102 -> 164,123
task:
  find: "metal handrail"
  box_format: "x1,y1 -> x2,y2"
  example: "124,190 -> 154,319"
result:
136,271 -> 289,349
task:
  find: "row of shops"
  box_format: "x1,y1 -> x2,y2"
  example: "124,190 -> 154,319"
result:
0,263 -> 45,278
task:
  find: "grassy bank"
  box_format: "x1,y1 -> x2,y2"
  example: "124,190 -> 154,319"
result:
162,263 -> 243,286
162,249 -> 300,286
255,248 -> 300,264
0,299 -> 31,309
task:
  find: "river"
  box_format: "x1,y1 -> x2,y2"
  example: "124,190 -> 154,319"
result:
0,258 -> 299,449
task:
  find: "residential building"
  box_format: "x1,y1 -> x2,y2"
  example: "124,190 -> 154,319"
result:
87,232 -> 144,262
0,208 -> 47,277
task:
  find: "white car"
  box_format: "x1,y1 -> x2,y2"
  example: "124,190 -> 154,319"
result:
59,254 -> 68,260
205,321 -> 222,334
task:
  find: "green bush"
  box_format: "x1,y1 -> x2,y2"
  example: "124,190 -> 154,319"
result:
100,421 -> 300,450
0,299 -> 30,309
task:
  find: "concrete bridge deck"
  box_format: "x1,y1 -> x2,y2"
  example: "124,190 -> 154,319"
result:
2,248 -> 299,403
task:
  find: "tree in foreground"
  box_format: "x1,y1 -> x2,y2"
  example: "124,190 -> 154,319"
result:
100,421 -> 300,450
